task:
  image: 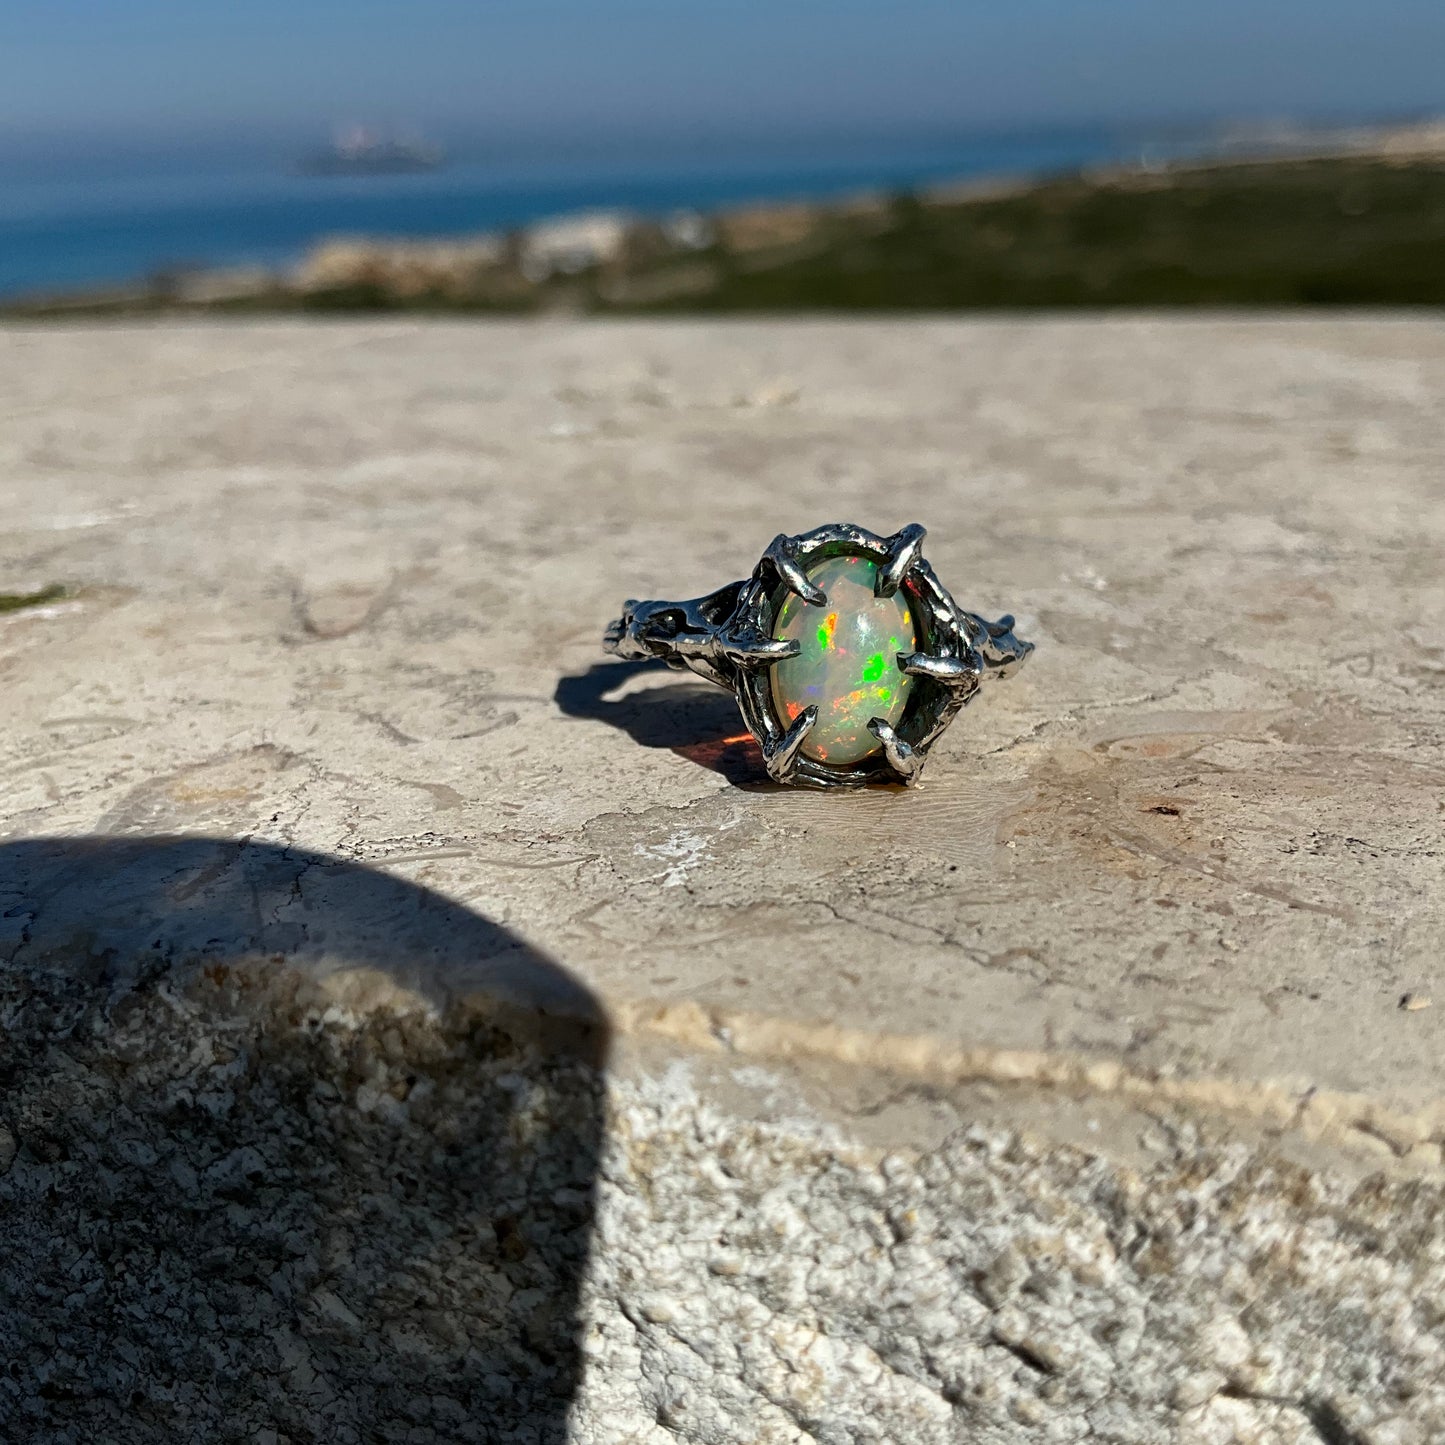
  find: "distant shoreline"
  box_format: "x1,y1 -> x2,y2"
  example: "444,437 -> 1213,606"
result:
6,118 -> 1445,317
0,129 -> 1159,303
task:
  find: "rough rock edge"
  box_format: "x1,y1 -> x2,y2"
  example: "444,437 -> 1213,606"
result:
2,960 -> 1442,1443
616,999 -> 1445,1176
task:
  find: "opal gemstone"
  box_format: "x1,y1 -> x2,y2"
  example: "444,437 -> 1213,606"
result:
770,553 -> 919,765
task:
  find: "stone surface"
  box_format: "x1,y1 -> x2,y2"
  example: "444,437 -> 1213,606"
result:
2,316 -> 1445,1441
770,553 -> 917,764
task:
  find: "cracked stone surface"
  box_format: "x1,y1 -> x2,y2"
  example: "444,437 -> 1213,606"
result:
2,317 -> 1444,1441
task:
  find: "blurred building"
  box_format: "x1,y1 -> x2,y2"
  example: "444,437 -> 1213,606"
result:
519,212 -> 632,281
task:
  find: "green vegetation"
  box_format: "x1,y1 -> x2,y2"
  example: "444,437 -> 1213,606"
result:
0,584 -> 67,614
628,158 -> 1445,310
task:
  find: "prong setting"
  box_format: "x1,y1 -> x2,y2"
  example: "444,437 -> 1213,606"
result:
736,523 -> 982,787
607,522 -> 1031,789
764,533 -> 827,606
763,705 -> 817,783
876,523 -> 927,598
867,719 -> 923,785
899,651 -> 983,687
716,627 -> 800,670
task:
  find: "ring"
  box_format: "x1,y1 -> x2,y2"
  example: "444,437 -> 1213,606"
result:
603,523 -> 1032,788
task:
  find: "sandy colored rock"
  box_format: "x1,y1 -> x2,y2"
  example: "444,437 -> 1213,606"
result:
2,316 -> 1444,1441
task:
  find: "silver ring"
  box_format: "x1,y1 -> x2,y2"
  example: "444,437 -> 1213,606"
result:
603,522 -> 1032,788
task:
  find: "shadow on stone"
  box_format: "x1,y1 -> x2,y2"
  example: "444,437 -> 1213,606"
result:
0,836 -> 609,1445
554,659 -> 769,787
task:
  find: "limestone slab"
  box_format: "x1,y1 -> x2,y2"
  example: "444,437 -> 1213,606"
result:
2,317 -> 1442,1125
3,317 -> 1445,1440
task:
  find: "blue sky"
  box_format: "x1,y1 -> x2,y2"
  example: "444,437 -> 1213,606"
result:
2,0 -> 1442,165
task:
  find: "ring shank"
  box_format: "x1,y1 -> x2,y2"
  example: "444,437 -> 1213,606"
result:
602,583 -> 749,689
961,611 -> 1033,681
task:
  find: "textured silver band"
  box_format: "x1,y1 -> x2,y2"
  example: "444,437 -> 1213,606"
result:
604,523 -> 1032,787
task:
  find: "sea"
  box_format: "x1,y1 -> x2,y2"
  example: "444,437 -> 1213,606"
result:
0,129 -> 1213,301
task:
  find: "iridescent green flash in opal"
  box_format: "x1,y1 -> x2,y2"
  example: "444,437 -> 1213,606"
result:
770,553 -> 919,765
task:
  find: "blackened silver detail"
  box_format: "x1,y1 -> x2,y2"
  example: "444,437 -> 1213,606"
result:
603,522 -> 1032,788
